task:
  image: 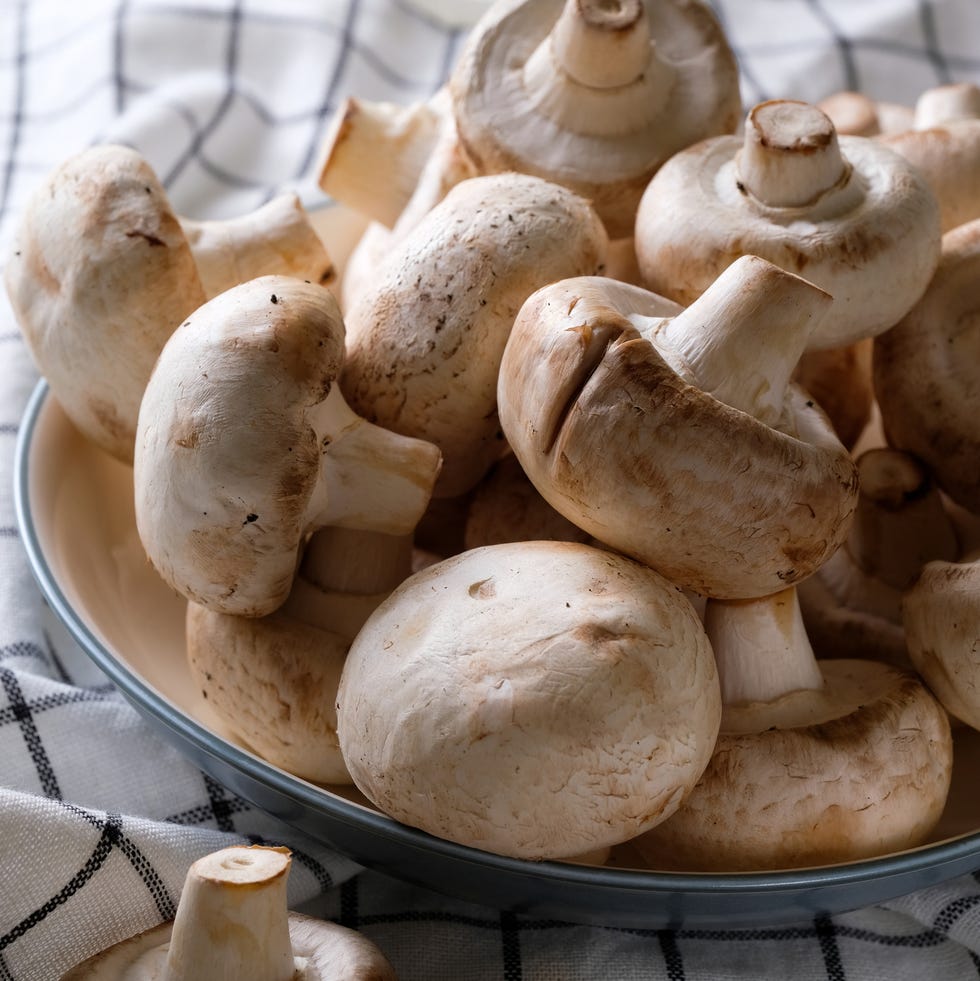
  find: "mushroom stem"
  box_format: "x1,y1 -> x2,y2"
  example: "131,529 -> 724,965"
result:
652,255 -> 831,425
737,101 -> 849,208
316,96 -> 442,228
163,846 -> 298,981
310,384 -> 444,536
283,528 -> 415,640
705,587 -> 824,706
550,0 -> 651,89
179,193 -> 334,298
521,0 -> 673,135
846,449 -> 959,591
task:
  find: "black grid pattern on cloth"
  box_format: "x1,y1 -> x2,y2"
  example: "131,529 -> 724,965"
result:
3,1 -> 980,980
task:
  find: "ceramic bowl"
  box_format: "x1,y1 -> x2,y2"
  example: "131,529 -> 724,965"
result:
15,381 -> 980,928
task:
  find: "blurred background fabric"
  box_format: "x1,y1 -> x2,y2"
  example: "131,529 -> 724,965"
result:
2,2 -> 980,979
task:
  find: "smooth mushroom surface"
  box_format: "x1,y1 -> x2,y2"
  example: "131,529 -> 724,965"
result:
5,143 -> 207,463
904,556 -> 980,731
633,588 -> 952,872
450,0 -> 741,238
61,845 -> 396,980
874,218 -> 980,514
816,90 -> 914,137
5,144 -> 334,463
798,448 -> 959,667
883,86 -> 980,233
186,527 -> 414,784
498,256 -> 859,599
134,275 -> 442,617
336,540 -> 721,860
341,172 -> 607,499
635,99 -> 942,349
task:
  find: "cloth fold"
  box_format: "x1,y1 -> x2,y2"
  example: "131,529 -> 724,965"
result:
3,1 -> 980,978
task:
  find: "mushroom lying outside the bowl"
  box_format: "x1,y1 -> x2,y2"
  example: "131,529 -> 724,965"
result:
634,99 -> 942,350
498,255 -> 859,599
336,540 -> 721,861
61,845 -> 396,980
134,275 -> 442,618
4,144 -> 334,465
632,587 -> 953,872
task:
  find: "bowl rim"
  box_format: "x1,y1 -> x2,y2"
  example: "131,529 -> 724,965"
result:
14,377 -> 980,903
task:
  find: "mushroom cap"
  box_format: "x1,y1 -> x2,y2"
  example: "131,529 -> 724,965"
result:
450,0 -> 740,238
4,143 -> 205,462
340,172 -> 607,499
883,119 -> 980,232
61,911 -> 396,980
904,558 -> 980,730
186,600 -> 352,785
134,275 -> 346,616
634,107 -> 942,349
633,659 -> 952,871
336,540 -> 721,860
873,218 -> 980,514
497,275 -> 859,599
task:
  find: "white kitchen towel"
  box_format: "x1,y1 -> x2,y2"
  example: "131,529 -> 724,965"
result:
3,1 -> 980,979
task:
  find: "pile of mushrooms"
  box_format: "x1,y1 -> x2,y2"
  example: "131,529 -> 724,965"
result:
62,845 -> 396,979
12,0 -> 980,883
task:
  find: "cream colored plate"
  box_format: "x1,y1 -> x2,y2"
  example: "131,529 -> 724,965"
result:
15,381 -> 980,927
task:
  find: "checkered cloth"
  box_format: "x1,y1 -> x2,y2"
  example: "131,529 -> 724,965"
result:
3,1 -> 980,978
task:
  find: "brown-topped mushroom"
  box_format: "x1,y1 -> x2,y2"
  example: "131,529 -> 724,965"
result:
498,256 -> 859,599
134,275 -> 442,617
635,99 -> 942,349
633,587 -> 952,872
5,144 -> 333,463
336,540 -> 720,860
449,0 -> 741,238
874,218 -> 980,514
340,172 -> 607,499
62,845 -> 396,980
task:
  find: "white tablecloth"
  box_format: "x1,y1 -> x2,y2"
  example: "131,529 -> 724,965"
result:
3,2 -> 980,978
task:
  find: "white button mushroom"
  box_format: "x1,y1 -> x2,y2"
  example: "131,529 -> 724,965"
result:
61,845 -> 396,980
634,99 -> 942,349
798,448 -> 959,668
186,528 -> 415,784
336,540 -> 721,861
904,555 -> 980,730
874,217 -> 980,514
882,86 -> 980,233
5,144 -> 334,463
340,172 -> 607,499
134,275 -> 442,617
449,0 -> 741,238
632,587 -> 953,872
498,256 -> 859,599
